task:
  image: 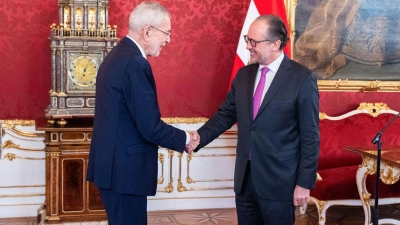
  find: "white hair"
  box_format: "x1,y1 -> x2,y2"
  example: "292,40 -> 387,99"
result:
129,1 -> 171,32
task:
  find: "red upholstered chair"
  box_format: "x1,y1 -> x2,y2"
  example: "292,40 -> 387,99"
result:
300,102 -> 400,225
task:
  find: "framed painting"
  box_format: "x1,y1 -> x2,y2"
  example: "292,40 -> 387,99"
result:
285,0 -> 400,91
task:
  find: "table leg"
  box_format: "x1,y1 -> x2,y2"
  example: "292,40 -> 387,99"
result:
356,156 -> 376,225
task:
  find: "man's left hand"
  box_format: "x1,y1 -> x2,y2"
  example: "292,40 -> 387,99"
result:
293,185 -> 310,206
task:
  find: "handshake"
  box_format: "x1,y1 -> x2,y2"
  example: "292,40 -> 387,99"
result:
185,131 -> 200,154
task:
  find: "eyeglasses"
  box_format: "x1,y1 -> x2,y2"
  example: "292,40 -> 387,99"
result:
150,25 -> 171,37
243,35 -> 272,47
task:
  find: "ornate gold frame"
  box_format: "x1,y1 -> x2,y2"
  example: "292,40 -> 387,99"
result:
284,0 -> 400,92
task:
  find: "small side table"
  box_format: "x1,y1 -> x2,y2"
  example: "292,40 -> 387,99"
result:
344,146 -> 400,225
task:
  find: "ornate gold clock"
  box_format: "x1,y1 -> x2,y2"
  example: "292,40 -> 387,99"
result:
68,54 -> 99,86
45,0 -> 119,122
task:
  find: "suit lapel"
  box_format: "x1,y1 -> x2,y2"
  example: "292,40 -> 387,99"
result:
255,56 -> 291,119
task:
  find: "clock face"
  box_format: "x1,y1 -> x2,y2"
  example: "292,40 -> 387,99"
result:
68,54 -> 99,86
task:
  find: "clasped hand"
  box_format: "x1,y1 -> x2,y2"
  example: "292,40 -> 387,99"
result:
185,131 -> 199,154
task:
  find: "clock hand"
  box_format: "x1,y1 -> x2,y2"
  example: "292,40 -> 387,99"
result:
83,61 -> 90,72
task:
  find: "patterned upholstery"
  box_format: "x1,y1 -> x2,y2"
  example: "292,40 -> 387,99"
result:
300,103 -> 400,225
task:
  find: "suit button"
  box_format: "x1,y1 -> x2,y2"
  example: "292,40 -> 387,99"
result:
251,130 -> 255,133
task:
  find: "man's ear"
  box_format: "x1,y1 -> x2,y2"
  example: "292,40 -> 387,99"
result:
272,40 -> 282,52
143,25 -> 151,41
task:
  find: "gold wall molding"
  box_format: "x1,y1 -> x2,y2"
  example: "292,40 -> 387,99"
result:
284,0 -> 297,58
1,118 -> 232,126
0,203 -> 43,207
0,184 -> 44,188
2,128 -> 44,141
1,153 -> 45,161
218,131 -> 238,139
161,117 -> 209,124
2,140 -> 44,151
0,193 -> 45,198
2,120 -> 35,126
194,153 -> 236,157
317,80 -> 400,92
185,153 -> 194,184
180,150 -> 236,191
1,120 -> 44,138
193,179 -> 234,183
197,146 -> 236,149
178,186 -> 234,192
157,150 -> 175,193
157,153 -> 165,184
2,118 -> 211,126
177,153 -> 187,191
222,131 -> 237,135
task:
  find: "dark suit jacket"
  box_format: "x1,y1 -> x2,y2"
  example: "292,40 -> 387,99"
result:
196,55 -> 320,200
87,37 -> 186,196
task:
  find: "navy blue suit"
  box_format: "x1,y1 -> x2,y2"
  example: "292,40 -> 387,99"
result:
87,37 -> 186,223
196,55 -> 320,224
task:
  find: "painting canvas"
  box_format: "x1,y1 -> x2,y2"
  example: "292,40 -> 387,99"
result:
288,0 -> 400,90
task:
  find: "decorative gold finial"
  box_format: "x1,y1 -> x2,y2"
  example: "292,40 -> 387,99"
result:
57,119 -> 67,127
319,112 -> 327,120
47,119 -> 55,126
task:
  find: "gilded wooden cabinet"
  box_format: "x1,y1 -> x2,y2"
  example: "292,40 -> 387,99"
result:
40,1 -> 116,221
36,118 -> 106,223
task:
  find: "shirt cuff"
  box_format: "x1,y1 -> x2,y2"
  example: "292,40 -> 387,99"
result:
185,131 -> 190,145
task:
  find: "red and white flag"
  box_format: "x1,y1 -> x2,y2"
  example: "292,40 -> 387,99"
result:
228,0 -> 291,88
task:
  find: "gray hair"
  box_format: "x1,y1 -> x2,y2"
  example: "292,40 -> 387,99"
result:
129,2 -> 171,32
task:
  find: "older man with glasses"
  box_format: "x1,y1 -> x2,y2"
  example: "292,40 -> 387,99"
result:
86,2 -> 199,224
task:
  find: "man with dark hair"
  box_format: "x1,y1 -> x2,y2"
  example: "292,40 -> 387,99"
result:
194,15 -> 320,224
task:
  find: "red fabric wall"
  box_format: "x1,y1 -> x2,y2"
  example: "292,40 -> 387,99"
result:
320,92 -> 400,115
0,0 -> 250,119
0,1 -> 399,120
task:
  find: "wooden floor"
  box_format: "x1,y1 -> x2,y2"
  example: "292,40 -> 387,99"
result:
1,204 -> 400,224
146,204 -> 400,225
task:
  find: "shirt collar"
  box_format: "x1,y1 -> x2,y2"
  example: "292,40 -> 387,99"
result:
126,35 -> 147,59
259,52 -> 284,73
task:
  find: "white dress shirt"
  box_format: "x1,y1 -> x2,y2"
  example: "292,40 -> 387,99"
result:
253,52 -> 285,106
